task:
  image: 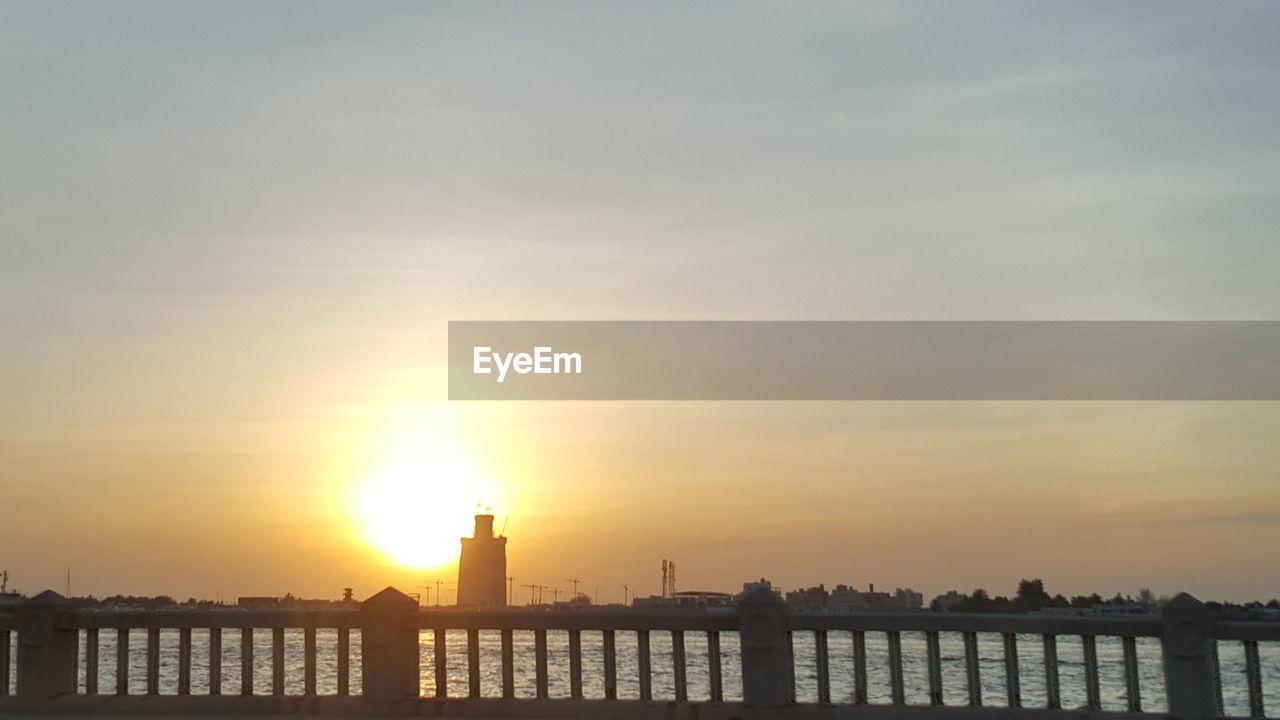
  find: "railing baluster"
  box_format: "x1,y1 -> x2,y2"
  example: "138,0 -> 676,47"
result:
672,630 -> 687,702
1244,640 -> 1264,718
146,628 -> 160,695
603,630 -> 617,700
636,630 -> 651,701
568,629 -> 583,699
84,629 -> 98,695
467,628 -> 481,699
926,630 -> 943,705
1122,635 -> 1141,712
887,630 -> 905,704
786,630 -> 796,704
209,628 -> 222,695
271,628 -> 284,695
534,628 -> 549,699
814,630 -> 830,704
303,627 -> 316,696
116,628 -> 129,696
178,627 -> 191,695
1003,632 -> 1021,707
963,631 -> 982,707
1210,640 -> 1224,718
852,630 -> 868,705
1043,634 -> 1060,710
240,628 -> 254,696
1,630 -> 11,696
434,628 -> 447,698
336,628 -> 349,696
501,629 -> 514,698
707,631 -> 722,702
1082,634 -> 1100,711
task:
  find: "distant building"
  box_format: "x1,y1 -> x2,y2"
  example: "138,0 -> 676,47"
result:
785,584 -> 829,609
632,590 -> 735,608
737,578 -> 782,601
456,514 -> 507,607
894,588 -> 924,609
792,582 -> 924,611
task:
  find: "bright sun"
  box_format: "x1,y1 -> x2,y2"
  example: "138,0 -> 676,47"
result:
358,442 -> 497,568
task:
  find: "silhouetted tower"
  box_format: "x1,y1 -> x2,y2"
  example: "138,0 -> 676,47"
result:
457,514 -> 507,607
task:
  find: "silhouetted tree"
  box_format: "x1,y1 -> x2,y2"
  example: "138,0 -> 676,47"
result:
1015,578 -> 1051,611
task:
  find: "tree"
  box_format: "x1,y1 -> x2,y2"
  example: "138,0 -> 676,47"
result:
1015,578 -> 1051,611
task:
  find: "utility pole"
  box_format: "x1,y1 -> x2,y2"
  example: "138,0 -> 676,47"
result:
418,586 -> 433,606
565,577 -> 581,597
623,584 -> 629,605
551,588 -> 561,603
523,583 -> 539,605
507,576 -> 515,606
433,579 -> 445,606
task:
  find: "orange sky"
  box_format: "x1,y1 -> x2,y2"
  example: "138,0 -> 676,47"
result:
3,3 -> 1280,605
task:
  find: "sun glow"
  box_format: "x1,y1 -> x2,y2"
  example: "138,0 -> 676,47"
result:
358,442 -> 498,568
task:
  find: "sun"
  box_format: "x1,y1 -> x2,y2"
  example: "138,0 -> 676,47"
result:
357,442 -> 497,569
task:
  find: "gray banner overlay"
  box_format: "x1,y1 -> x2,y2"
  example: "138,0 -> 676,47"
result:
448,321 -> 1280,400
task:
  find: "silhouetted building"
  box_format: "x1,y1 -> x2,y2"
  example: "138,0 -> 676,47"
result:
456,514 -> 507,607
786,584 -> 829,609
736,579 -> 782,601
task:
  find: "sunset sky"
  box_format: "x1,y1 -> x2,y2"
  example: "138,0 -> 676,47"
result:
3,2 -> 1279,604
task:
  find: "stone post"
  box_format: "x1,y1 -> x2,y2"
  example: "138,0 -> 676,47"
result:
16,590 -> 78,700
1161,593 -> 1218,720
360,587 -> 420,705
737,584 -> 790,707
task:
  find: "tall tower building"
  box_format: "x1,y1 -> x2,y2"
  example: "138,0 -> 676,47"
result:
456,514 -> 507,607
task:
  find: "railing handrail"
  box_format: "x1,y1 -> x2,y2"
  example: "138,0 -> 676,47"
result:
788,610 -> 1164,637
71,608 -> 361,630
406,608 -> 737,632
4,603 -> 1276,643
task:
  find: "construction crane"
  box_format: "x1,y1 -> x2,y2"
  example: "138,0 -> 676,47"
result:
427,579 -> 452,606
522,582 -> 539,605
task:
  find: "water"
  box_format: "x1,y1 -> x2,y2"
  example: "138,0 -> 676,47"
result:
21,629 -> 1276,715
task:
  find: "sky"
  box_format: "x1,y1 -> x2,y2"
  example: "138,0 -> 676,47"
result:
2,1 -> 1279,604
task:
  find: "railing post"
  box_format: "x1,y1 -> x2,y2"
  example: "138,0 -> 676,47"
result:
360,587 -> 420,705
737,585 -> 790,708
16,590 -> 78,700
1162,593 -> 1218,720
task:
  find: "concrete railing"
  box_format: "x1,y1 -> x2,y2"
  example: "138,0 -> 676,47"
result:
0,587 -> 1275,718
